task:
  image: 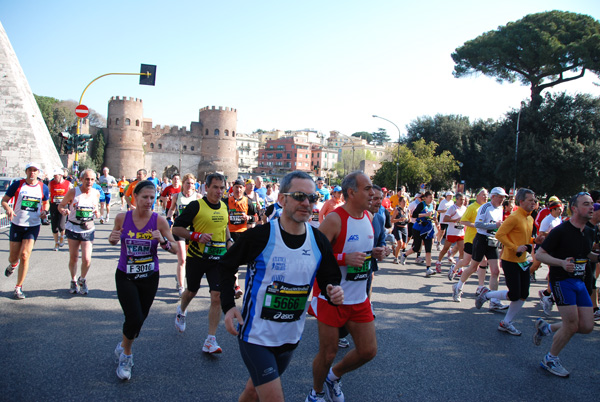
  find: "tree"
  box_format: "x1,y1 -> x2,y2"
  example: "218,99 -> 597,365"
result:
371,128 -> 390,145
372,139 -> 459,192
452,11 -> 600,107
90,129 -> 106,168
351,131 -> 373,143
334,148 -> 377,177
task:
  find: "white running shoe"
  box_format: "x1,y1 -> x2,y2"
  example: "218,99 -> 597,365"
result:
114,342 -> 124,363
435,260 -> 442,273
400,253 -> 407,265
175,306 -> 186,333
533,318 -> 549,346
452,283 -> 462,302
338,337 -> 350,348
202,337 -> 222,354
324,376 -> 344,402
78,277 -> 88,295
5,263 -> 17,277
116,353 -> 134,380
69,281 -> 78,294
13,286 -> 25,300
498,320 -> 521,336
541,354 -> 569,377
475,287 -> 490,309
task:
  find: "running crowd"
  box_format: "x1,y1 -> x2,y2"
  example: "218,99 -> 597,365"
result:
2,162 -> 599,401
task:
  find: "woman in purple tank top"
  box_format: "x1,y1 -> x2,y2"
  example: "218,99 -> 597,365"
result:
108,180 -> 179,381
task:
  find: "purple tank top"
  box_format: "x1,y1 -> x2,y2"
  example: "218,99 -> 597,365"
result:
117,211 -> 160,277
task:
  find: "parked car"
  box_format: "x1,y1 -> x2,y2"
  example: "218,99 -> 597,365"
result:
0,177 -> 21,200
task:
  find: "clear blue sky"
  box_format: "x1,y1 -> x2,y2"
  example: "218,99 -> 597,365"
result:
2,0 -> 599,140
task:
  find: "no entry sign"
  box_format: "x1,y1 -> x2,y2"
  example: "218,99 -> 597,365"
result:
75,104 -> 89,118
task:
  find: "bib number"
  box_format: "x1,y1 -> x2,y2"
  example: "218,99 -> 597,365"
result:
126,260 -> 155,274
21,196 -> 40,212
574,259 -> 588,277
53,196 -> 64,204
487,237 -> 499,248
260,281 -> 310,322
76,206 -> 94,222
346,252 -> 372,281
229,210 -> 245,225
203,241 -> 226,260
311,210 -> 319,222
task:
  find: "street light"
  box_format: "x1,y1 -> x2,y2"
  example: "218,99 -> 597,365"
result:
513,101 -> 525,194
373,115 -> 401,192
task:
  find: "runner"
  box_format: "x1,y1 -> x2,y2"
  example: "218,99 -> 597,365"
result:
316,177 -> 331,201
451,189 -> 494,303
319,186 -> 343,222
391,197 -> 409,264
117,175 -> 129,210
219,171 -> 343,402
160,173 -> 182,218
98,167 -> 117,223
533,192 -> 597,377
2,162 -> 50,299
48,168 -> 71,251
125,169 -> 148,210
166,173 -> 202,297
436,191 -> 454,251
306,171 -> 385,402
108,180 -> 179,380
224,178 -> 258,298
400,191 -> 437,276
172,173 -> 232,354
475,188 -> 536,336
434,192 -> 466,273
58,169 -> 101,295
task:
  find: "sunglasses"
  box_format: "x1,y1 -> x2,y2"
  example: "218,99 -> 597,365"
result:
283,192 -> 319,203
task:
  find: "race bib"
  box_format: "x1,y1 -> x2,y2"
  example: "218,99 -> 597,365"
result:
311,209 -> 319,222
260,281 -> 310,322
346,251 -> 372,281
203,241 -> 227,260
574,259 -> 588,277
53,196 -> 64,204
229,209 -> 245,225
126,258 -> 155,274
76,206 -> 94,222
21,196 -> 40,212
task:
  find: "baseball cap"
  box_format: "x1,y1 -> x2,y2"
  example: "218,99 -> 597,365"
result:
414,193 -> 422,198
245,179 -> 255,185
333,186 -> 342,192
25,162 -> 41,171
594,203 -> 600,212
233,179 -> 245,186
445,191 -> 454,196
490,187 -> 508,196
381,187 -> 388,192
317,177 -> 324,181
548,196 -> 560,203
53,168 -> 64,176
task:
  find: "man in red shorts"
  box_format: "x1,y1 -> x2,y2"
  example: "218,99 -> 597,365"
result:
306,171 -> 386,402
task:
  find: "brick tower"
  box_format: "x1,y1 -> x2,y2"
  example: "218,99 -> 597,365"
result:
197,106 -> 238,181
105,97 -> 145,179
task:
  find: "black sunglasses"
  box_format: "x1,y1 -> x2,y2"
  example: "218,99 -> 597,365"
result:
283,192 -> 319,203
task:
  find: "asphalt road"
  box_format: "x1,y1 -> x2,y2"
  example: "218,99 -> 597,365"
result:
1,220 -> 599,401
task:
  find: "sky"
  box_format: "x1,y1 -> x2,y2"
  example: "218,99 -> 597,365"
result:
2,0 -> 599,141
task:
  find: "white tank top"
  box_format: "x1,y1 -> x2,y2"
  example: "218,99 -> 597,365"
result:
176,191 -> 198,215
66,187 -> 100,233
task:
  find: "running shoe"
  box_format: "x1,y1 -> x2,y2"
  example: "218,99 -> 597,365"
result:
475,287 -> 490,309
436,242 -> 441,251
435,261 -> 442,273
305,391 -> 327,402
114,342 -> 124,363
594,310 -> 600,321
448,264 -> 455,280
59,236 -> 65,247
540,354 -> 569,377
105,217 -> 110,224
324,377 -> 344,402
400,253 -> 407,265
69,281 -> 78,294
392,257 -> 398,264
338,337 -> 350,348
116,353 -> 134,380
53,243 -> 59,251
175,306 -> 186,333
498,320 -> 521,336
530,272 -> 536,282
447,256 -> 456,264
13,286 -> 25,300
475,286 -> 484,296
5,263 -> 17,277
178,286 -> 184,298
533,318 -> 549,346
425,268 -> 434,278
99,217 -> 104,224
489,301 -> 509,312
456,268 -> 463,277
538,290 -> 553,316
234,286 -> 243,299
77,277 -> 88,295
202,337 -> 222,354
452,283 -> 462,302
415,256 -> 424,264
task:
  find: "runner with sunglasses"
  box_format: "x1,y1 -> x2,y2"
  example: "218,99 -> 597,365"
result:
533,192 -> 597,377
220,171 -> 343,402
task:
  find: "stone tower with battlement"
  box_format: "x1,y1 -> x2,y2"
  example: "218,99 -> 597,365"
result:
197,106 -> 238,181
105,96 -> 145,178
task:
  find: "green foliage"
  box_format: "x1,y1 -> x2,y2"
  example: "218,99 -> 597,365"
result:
372,140 -> 459,192
334,148 -> 378,177
351,131 -> 373,143
371,128 -> 390,145
452,11 -> 600,107
90,130 -> 106,168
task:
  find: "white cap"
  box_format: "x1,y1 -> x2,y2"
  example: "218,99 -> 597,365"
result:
490,187 -> 508,196
53,167 -> 64,176
25,162 -> 41,171
445,191 -> 454,196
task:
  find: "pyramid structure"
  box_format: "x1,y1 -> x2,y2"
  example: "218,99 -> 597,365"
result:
0,21 -> 63,178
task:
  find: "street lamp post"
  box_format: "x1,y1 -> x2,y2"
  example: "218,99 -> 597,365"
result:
373,115 -> 401,191
513,102 -> 525,194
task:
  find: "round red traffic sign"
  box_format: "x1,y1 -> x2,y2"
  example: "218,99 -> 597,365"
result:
75,104 -> 89,118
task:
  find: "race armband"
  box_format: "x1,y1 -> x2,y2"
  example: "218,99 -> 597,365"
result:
336,253 -> 346,266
